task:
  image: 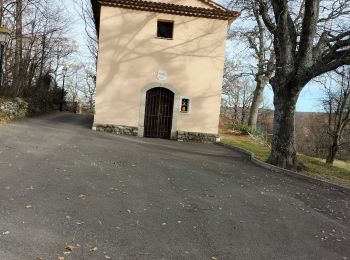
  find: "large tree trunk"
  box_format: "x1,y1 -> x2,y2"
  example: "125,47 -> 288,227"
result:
268,86 -> 300,170
326,141 -> 338,165
241,108 -> 246,125
248,78 -> 265,130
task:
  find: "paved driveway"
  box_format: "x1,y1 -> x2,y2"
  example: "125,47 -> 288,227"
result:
0,113 -> 349,260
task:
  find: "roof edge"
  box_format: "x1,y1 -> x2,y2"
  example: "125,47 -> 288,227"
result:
91,0 -> 240,37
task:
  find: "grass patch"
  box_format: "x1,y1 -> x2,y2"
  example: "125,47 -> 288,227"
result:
221,134 -> 270,161
221,134 -> 350,187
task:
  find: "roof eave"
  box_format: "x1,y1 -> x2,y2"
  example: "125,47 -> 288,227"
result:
91,0 -> 240,37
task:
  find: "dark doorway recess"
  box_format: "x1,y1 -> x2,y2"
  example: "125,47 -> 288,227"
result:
144,87 -> 174,139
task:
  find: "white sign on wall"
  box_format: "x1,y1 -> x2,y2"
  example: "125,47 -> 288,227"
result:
157,70 -> 167,81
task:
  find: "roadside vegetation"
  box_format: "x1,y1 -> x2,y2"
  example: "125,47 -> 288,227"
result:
0,0 -> 97,120
221,133 -> 350,187
226,0 -> 350,170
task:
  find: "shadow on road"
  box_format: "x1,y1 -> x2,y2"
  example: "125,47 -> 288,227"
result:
30,112 -> 94,130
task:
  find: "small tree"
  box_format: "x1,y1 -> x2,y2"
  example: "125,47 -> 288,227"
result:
229,0 -> 275,130
322,69 -> 350,165
222,60 -> 254,125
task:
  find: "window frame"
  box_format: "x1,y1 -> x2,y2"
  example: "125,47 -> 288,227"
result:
156,19 -> 174,40
180,97 -> 191,114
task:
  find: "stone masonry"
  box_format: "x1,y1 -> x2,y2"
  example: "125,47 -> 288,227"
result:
93,124 -> 219,143
177,131 -> 218,143
94,124 -> 138,136
0,98 -> 29,120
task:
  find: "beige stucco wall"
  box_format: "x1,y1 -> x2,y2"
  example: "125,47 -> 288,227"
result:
94,6 -> 228,135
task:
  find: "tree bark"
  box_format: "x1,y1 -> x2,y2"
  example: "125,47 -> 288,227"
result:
0,0 -> 3,26
248,78 -> 265,129
326,140 -> 338,165
39,35 -> 46,78
268,85 -> 300,170
13,0 -> 22,95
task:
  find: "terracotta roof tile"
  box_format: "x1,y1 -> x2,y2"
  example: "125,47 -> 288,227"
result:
91,0 -> 240,35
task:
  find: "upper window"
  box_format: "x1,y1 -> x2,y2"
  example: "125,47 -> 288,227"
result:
157,20 -> 174,39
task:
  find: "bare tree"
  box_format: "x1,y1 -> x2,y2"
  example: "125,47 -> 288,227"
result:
222,59 -> 254,125
229,0 -> 275,130
240,80 -> 254,124
51,41 -> 78,83
256,0 -> 350,169
13,0 -> 22,94
83,66 -> 96,113
322,69 -> 350,165
0,0 -> 75,113
222,59 -> 240,123
79,0 -> 98,63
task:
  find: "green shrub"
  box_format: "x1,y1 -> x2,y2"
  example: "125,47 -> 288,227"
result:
231,123 -> 251,134
25,72 -> 66,113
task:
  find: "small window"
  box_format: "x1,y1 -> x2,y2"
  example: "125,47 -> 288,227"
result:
157,20 -> 174,39
181,98 -> 190,113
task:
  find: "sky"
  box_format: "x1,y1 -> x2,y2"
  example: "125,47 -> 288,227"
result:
61,0 -> 325,113
61,0 -> 92,62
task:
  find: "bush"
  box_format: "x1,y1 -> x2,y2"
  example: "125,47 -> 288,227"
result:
231,123 -> 266,140
231,123 -> 251,134
25,72 -> 66,113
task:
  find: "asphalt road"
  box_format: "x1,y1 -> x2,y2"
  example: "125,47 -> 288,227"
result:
0,112 -> 349,260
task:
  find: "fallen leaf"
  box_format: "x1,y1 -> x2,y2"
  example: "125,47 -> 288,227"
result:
65,245 -> 76,252
90,247 -> 97,252
79,194 -> 86,200
58,257 -> 64,260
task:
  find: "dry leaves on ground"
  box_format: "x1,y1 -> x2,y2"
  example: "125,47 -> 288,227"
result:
65,245 -> 77,252
90,246 -> 98,252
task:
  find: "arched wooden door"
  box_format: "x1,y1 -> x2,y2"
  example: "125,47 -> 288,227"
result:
144,87 -> 174,139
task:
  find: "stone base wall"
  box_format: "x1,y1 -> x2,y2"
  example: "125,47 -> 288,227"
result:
177,131 -> 219,143
94,124 -> 138,136
93,125 -> 218,143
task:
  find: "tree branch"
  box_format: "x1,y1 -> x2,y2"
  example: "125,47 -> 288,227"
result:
258,0 -> 276,34
297,0 -> 320,70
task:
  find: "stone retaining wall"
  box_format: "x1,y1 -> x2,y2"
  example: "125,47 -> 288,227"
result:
94,124 -> 219,143
0,98 -> 29,120
177,131 -> 218,143
94,124 -> 138,136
